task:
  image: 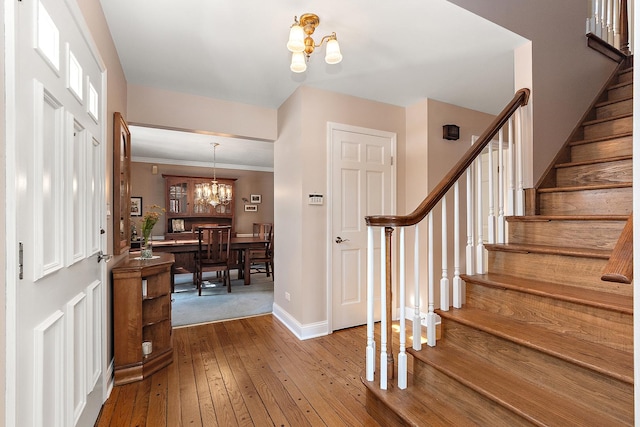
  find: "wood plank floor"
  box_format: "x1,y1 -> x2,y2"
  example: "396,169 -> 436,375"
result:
96,314 -> 383,426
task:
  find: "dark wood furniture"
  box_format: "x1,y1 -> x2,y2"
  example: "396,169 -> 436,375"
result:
250,225 -> 274,279
196,226 -> 232,294
152,237 -> 268,291
113,112 -> 131,255
163,174 -> 236,239
112,253 -> 175,385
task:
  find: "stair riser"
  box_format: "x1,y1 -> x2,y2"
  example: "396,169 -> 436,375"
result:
538,186 -> 632,215
507,220 -> 625,250
583,116 -> 632,139
437,319 -> 633,420
555,159 -> 632,187
463,283 -> 633,351
570,136 -> 632,162
607,83 -> 632,101
617,70 -> 632,84
596,98 -> 632,119
487,250 -> 632,296
410,360 -> 535,427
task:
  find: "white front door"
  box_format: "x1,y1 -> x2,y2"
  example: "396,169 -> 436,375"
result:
8,0 -> 107,425
329,123 -> 395,331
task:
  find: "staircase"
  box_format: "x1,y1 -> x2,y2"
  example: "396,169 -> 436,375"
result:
365,65 -> 633,426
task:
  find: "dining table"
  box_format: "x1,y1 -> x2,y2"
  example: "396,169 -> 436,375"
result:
148,236 -> 268,291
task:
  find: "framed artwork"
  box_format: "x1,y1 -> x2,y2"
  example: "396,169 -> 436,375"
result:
250,194 -> 262,204
245,204 -> 258,212
171,218 -> 185,232
131,197 -> 142,217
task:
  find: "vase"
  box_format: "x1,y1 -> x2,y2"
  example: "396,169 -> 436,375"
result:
140,240 -> 153,259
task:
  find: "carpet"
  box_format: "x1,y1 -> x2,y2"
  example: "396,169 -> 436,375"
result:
171,272 -> 274,328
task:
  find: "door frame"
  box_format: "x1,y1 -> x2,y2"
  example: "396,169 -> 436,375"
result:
326,122 -> 397,333
4,0 -> 109,424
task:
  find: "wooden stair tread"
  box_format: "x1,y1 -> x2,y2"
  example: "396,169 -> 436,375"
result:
537,182 -> 632,193
582,111 -> 632,126
460,272 -> 632,314
569,130 -> 632,146
555,154 -> 632,168
607,79 -> 633,90
410,337 -> 631,426
362,375 -> 493,426
485,243 -> 611,259
436,308 -> 634,384
595,94 -> 632,108
506,214 -> 629,222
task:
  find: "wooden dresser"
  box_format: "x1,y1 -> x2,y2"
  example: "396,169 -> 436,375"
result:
112,253 -> 175,385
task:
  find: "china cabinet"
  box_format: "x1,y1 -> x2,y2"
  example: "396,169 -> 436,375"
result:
163,174 -> 235,239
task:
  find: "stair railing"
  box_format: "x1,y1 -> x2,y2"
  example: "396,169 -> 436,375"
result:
587,0 -> 632,56
364,88 -> 531,390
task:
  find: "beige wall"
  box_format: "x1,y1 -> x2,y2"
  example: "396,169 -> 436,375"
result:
130,162 -> 274,236
127,85 -> 277,141
449,0 -> 617,184
275,86 -> 406,329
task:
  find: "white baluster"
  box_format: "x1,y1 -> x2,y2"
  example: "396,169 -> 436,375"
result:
466,138 -> 475,275
507,118 -> 516,217
487,138 -> 496,244
440,198 -> 449,311
516,110 -> 525,215
413,225 -> 422,351
453,181 -> 462,308
398,227 -> 407,389
366,226 -> 375,381
476,142 -> 485,274
427,212 -> 437,347
379,227 -> 387,389
497,127 -> 505,243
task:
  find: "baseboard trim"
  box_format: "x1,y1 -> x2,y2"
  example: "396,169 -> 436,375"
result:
272,303 -> 329,340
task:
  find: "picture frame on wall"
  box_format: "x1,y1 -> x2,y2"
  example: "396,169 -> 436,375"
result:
245,204 -> 258,212
250,194 -> 262,204
131,197 -> 142,216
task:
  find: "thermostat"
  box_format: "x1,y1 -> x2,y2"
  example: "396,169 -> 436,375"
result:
308,194 -> 324,205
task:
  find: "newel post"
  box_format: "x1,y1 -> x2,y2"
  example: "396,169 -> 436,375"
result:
385,226 -> 395,380
620,0 -> 630,55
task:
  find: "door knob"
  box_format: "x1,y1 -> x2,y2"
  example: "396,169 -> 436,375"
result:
335,237 -> 350,244
97,251 -> 113,263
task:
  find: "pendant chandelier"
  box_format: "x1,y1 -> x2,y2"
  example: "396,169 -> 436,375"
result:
287,13 -> 342,73
194,143 -> 232,208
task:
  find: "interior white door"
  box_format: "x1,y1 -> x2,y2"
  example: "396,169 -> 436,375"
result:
330,124 -> 395,331
10,0 -> 106,425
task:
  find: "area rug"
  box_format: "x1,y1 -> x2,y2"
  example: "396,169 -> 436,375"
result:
171,272 -> 274,327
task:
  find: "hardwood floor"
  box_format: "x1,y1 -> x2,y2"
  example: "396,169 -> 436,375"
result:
96,314 -> 383,426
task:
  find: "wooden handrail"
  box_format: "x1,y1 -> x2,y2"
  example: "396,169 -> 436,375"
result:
366,88 -> 530,227
601,214 -> 633,284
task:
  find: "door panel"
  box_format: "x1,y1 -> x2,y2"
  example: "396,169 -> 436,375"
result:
11,0 -> 107,424
330,124 -> 395,330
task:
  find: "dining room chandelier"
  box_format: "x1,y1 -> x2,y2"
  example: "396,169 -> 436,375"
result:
194,143 -> 232,208
287,13 -> 342,73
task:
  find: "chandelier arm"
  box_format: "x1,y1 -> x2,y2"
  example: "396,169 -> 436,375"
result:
314,32 -> 337,48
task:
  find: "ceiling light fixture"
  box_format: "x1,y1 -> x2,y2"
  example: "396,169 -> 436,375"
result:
194,143 -> 232,208
287,13 -> 342,73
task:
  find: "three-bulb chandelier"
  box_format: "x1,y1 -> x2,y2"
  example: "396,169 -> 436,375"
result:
287,13 -> 342,73
194,143 -> 232,208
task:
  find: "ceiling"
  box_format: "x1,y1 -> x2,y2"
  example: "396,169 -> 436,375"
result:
100,0 -> 527,171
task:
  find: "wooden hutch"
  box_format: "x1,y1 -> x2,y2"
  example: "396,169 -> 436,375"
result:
163,174 -> 236,239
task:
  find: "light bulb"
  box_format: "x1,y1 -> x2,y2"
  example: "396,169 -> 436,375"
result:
325,38 -> 342,64
287,24 -> 305,52
290,51 -> 307,73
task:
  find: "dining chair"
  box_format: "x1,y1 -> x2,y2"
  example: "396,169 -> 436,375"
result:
195,225 -> 232,294
250,226 -> 274,280
253,222 -> 273,239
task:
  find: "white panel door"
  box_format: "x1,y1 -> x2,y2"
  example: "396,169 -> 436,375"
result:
10,0 -> 106,425
330,124 -> 395,331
